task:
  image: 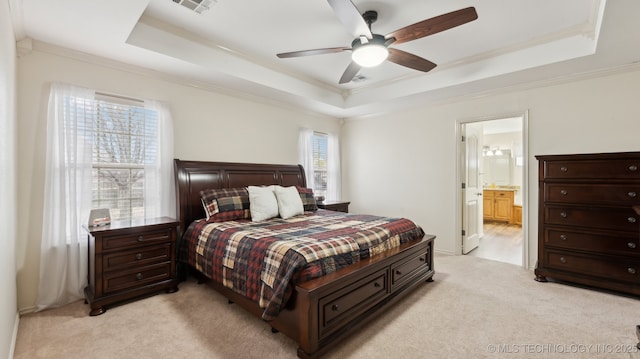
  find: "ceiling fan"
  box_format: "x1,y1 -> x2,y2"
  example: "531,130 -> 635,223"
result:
277,0 -> 478,84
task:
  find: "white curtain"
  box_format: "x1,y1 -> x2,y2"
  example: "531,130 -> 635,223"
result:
298,127 -> 315,190
326,133 -> 341,201
37,86 -> 175,311
37,83 -> 95,310
143,100 -> 175,218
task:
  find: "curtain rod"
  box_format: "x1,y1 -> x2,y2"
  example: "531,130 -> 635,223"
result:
95,91 -> 144,103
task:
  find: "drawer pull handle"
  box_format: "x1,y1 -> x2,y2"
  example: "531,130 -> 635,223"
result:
395,270 -> 402,276
135,273 -> 143,280
630,165 -> 638,172
137,235 -> 144,242
135,253 -> 143,260
628,267 -> 637,275
331,304 -> 340,312
560,212 -> 567,218
560,166 -> 568,172
419,256 -> 426,262
374,282 -> 381,288
560,190 -> 568,195
559,257 -> 567,264
628,242 -> 637,249
628,217 -> 637,223
560,234 -> 568,241
629,192 -> 637,198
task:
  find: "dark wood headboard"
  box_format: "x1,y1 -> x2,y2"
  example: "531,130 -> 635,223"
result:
173,159 -> 307,236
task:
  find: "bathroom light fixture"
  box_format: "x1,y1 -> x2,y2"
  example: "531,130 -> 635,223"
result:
483,147 -> 505,157
351,35 -> 389,68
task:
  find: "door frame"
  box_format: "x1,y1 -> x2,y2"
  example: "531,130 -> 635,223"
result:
454,111 -> 530,268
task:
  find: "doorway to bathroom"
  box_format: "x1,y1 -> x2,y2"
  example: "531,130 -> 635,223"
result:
459,114 -> 527,267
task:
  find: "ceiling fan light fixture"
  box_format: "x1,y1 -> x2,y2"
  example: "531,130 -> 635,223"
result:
351,34 -> 388,68
352,44 -> 388,67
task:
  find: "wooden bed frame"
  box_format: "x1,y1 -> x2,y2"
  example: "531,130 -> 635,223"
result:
174,159 -> 435,358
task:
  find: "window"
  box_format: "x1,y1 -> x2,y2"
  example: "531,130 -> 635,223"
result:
312,132 -> 328,198
39,83 -> 173,310
299,128 -> 340,201
92,97 -> 158,221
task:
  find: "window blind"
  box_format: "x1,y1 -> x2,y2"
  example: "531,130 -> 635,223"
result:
312,132 -> 328,197
90,98 -> 158,220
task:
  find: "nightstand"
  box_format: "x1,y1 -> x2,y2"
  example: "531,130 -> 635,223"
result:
84,216 -> 179,316
317,200 -> 351,213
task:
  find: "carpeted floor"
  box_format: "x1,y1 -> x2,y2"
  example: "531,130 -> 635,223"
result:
14,254 -> 640,358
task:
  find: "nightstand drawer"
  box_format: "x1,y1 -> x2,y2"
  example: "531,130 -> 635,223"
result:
103,262 -> 172,294
102,228 -> 173,251
103,243 -> 172,272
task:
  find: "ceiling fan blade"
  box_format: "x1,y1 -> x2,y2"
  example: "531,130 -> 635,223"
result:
387,48 -> 437,72
327,0 -> 372,38
277,47 -> 349,58
386,7 -> 478,45
339,61 -> 361,84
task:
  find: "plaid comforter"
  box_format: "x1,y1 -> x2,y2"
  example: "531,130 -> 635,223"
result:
180,209 -> 425,320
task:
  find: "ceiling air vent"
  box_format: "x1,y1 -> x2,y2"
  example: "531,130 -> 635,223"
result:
172,0 -> 216,14
351,75 -> 368,83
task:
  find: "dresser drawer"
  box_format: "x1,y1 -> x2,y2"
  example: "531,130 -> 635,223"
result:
102,228 -> 173,251
543,250 -> 640,283
391,250 -> 430,291
103,262 -> 172,294
319,268 -> 388,339
544,183 -> 640,205
545,206 -> 639,232
543,159 -> 640,179
544,227 -> 640,256
103,243 -> 172,272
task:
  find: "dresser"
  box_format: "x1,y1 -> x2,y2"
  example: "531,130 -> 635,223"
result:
535,152 -> 640,296
84,217 -> 179,315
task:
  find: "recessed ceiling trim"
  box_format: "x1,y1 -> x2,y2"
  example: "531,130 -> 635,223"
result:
348,17 -> 603,97
126,19 -> 348,109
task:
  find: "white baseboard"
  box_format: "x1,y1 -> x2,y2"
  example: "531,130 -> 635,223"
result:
9,312 -> 19,359
434,249 -> 454,256
17,306 -> 36,316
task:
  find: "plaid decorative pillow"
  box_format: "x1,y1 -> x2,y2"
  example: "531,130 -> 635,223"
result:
200,188 -> 251,222
296,186 -> 318,211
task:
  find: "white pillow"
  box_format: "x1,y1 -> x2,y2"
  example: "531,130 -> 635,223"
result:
248,185 -> 279,222
274,185 -> 304,219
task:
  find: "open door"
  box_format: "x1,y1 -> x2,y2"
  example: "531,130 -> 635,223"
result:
462,125 -> 482,254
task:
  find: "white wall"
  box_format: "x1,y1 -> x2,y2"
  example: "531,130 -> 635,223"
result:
16,45 -> 341,312
342,68 -> 640,266
0,0 -> 19,357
